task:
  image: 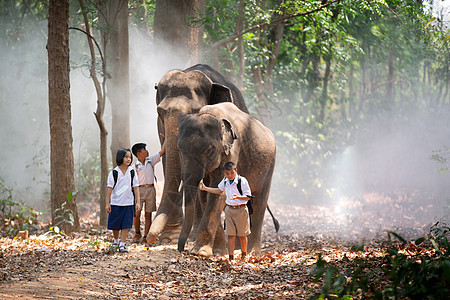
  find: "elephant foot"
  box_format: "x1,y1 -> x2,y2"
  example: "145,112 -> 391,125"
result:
212,246 -> 227,256
158,225 -> 181,245
146,233 -> 157,245
191,244 -> 213,257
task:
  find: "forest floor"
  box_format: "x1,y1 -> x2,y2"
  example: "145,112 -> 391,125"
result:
0,192 -> 447,299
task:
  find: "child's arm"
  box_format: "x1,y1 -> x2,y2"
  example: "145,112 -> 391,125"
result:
198,180 -> 223,195
230,194 -> 250,201
134,186 -> 141,211
106,187 -> 112,213
159,141 -> 166,157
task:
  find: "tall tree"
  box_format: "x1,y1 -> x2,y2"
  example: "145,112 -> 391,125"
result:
75,0 -> 109,226
47,0 -> 80,232
154,0 -> 205,66
98,0 -> 130,161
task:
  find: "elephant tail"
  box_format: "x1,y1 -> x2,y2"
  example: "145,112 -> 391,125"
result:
266,204 -> 280,233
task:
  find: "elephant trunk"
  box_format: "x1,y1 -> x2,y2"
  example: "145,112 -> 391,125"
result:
147,119 -> 183,243
177,166 -> 204,252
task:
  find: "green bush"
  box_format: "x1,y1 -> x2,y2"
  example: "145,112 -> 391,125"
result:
311,220 -> 450,299
0,178 -> 41,237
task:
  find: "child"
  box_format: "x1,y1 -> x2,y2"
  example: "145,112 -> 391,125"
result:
131,141 -> 166,244
106,148 -> 140,253
198,161 -> 252,261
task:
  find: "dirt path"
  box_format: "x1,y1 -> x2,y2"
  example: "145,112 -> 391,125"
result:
1,199 -> 444,299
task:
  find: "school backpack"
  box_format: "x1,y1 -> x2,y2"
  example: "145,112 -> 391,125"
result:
112,169 -> 136,216
223,177 -> 254,230
234,177 -> 254,215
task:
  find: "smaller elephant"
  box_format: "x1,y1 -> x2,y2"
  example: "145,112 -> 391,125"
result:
177,102 -> 276,256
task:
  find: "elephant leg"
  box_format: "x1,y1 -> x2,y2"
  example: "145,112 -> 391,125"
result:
212,219 -> 227,256
191,194 -> 225,257
148,190 -> 183,245
248,190 -> 271,255
190,190 -> 207,241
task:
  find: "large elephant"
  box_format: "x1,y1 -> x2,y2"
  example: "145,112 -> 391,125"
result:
147,64 -> 249,245
177,102 -> 276,256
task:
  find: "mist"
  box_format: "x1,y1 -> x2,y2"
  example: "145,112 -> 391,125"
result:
1,17 -> 448,242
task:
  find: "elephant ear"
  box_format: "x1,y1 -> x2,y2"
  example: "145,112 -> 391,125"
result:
210,83 -> 233,105
222,119 -> 238,155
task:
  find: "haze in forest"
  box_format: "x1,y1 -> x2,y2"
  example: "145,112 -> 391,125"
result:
0,15 -> 448,241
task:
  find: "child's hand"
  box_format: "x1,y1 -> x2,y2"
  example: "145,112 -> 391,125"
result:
198,179 -> 204,191
106,203 -> 111,213
135,202 -> 141,211
230,194 -> 239,200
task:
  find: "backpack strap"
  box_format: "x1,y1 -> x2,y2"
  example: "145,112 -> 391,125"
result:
113,169 -> 135,189
236,177 -> 243,196
112,169 -> 118,189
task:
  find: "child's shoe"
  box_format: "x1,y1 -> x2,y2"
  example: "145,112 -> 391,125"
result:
119,245 -> 129,253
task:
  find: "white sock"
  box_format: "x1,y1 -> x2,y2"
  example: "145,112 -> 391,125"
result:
119,241 -> 125,247
114,238 -> 119,244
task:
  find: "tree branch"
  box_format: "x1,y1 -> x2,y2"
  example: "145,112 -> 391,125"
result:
211,0 -> 342,52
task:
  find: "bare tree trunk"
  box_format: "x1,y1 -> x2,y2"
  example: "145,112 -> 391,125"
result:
78,0 -> 109,226
47,0 -> 80,233
265,4 -> 286,95
252,66 -> 271,124
319,55 -> 331,124
387,50 -> 395,101
236,0 -> 245,90
98,0 -> 130,162
154,0 -> 205,67
188,0 -> 205,65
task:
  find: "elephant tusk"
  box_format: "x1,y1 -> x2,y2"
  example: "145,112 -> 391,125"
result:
178,180 -> 184,192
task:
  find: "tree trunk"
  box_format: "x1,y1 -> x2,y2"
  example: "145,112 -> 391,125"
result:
79,0 -> 109,226
47,0 -> 80,233
154,0 -> 205,67
319,55 -> 331,124
252,66 -> 271,124
236,0 -> 245,90
387,50 -> 395,101
265,3 -> 286,95
98,0 -> 130,162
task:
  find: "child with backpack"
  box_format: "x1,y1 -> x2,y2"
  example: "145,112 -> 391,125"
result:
106,148 -> 140,253
131,142 -> 166,244
198,161 -> 252,261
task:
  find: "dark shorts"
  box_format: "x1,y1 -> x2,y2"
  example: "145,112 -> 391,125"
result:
107,205 -> 134,231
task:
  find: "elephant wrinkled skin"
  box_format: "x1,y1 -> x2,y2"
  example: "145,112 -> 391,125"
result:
177,102 -> 276,256
147,64 -> 248,245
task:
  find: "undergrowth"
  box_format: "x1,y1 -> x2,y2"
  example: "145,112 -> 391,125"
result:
311,219 -> 450,299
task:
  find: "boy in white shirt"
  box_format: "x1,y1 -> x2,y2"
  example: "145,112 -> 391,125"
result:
199,161 -> 252,261
131,142 -> 165,243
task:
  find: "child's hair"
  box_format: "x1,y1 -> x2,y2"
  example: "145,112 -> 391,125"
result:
116,148 -> 132,166
222,161 -> 236,171
131,143 -> 146,157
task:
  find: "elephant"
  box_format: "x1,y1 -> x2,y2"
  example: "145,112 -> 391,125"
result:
147,64 -> 249,245
177,102 -> 276,256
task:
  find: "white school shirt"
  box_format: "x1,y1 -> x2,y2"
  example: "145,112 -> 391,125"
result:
218,174 -> 251,206
107,166 -> 139,206
134,152 -> 161,185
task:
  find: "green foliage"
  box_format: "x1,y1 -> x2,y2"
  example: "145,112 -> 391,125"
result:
74,149 -> 103,217
54,192 -> 75,228
430,146 -> 449,173
0,178 -> 41,238
311,221 -> 450,299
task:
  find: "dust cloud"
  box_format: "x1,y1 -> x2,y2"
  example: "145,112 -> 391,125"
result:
0,17 -> 448,242
0,23 -> 185,216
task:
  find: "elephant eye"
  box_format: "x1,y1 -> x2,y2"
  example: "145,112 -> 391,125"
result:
205,146 -> 214,158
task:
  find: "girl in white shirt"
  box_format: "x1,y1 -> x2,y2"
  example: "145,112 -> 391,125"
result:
106,148 -> 140,253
